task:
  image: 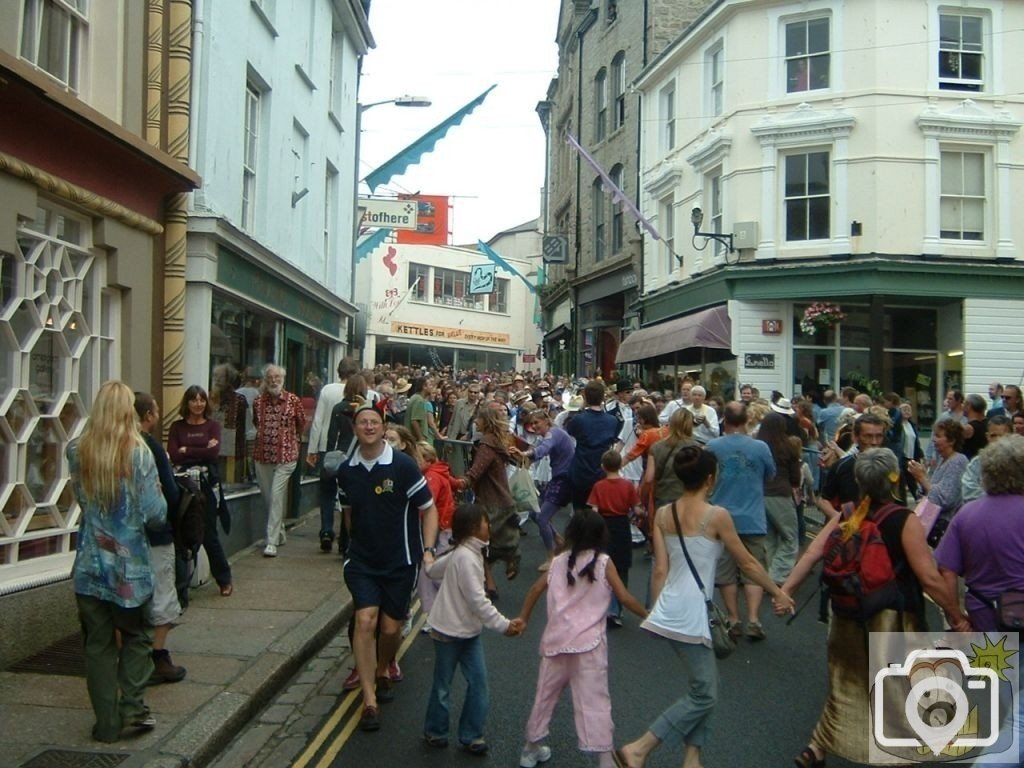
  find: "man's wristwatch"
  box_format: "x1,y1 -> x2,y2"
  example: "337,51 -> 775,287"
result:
423,546 -> 436,556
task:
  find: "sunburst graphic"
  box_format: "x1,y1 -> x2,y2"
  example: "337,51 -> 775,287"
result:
968,634 -> 1017,683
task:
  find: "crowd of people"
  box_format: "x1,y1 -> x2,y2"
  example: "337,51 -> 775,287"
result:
66,364 -> 1024,765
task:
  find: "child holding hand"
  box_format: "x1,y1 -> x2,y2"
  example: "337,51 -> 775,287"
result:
588,450 -> 641,626
516,509 -> 646,768
424,504 -> 523,754
418,442 -> 459,619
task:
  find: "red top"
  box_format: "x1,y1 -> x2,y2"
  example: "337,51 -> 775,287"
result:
587,476 -> 639,518
253,390 -> 307,464
168,419 -> 222,465
424,460 -> 458,531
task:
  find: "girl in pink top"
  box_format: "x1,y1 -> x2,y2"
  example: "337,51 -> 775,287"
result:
516,509 -> 646,768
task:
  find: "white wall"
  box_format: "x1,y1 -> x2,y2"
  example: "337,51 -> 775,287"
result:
729,300 -> 789,396
963,298 -> 1024,396
357,241 -> 538,366
192,0 -> 365,301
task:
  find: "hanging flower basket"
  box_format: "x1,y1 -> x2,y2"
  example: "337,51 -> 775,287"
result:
800,302 -> 846,335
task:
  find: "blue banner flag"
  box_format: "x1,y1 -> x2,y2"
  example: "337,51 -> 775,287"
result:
355,227 -> 391,262
364,85 -> 497,192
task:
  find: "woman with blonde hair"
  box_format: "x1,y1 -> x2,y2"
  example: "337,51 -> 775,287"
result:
68,381 -> 168,742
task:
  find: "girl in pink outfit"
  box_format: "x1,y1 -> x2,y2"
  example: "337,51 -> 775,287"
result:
516,509 -> 647,768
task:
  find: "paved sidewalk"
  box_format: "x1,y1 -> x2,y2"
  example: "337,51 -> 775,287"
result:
2,511 -> 353,768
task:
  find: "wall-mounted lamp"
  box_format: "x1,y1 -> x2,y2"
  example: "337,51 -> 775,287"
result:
690,207 -> 734,254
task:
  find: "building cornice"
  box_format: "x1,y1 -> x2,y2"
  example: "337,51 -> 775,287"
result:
917,98 -> 1022,142
686,130 -> 732,173
750,102 -> 855,148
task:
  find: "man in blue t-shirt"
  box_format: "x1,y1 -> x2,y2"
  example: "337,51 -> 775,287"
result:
706,401 -> 776,641
337,402 -> 438,732
567,380 -> 621,510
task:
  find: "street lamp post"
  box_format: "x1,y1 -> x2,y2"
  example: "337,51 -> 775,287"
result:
359,95 -> 432,113
349,95 -> 432,356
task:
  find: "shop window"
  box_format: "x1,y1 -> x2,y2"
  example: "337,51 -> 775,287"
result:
1,203 -> 107,572
785,17 -> 830,93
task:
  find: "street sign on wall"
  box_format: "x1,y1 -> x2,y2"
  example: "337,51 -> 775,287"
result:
358,198 -> 419,230
542,235 -> 568,264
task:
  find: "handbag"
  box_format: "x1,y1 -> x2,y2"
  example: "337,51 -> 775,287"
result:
509,463 -> 540,514
670,501 -> 736,660
996,590 -> 1024,631
913,496 -> 942,537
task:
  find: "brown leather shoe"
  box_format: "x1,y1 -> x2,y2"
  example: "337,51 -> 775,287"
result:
148,650 -> 186,685
360,705 -> 380,732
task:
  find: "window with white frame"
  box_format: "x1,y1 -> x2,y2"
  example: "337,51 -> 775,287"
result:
242,83 -> 260,231
409,263 -> 429,301
594,68 -> 608,143
660,82 -> 676,153
593,179 -> 605,262
660,194 -> 675,273
785,151 -> 830,241
19,0 -> 88,91
323,163 -> 338,265
785,17 -> 829,93
610,164 -> 624,254
487,278 -> 508,314
939,13 -> 983,92
612,52 -> 626,131
708,43 -> 724,117
708,170 -> 723,257
328,19 -> 344,117
940,150 -> 984,240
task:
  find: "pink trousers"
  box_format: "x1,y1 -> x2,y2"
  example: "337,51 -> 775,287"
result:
525,641 -> 612,752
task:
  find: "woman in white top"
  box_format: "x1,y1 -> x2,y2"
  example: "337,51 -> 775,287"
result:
614,446 -> 794,768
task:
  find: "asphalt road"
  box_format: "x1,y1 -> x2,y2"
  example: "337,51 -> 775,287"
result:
320,511 -> 876,768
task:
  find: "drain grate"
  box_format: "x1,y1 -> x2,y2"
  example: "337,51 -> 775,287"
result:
18,749 -> 128,768
8,633 -> 85,677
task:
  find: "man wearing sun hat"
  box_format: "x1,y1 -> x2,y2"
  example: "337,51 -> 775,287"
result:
337,400 -> 438,732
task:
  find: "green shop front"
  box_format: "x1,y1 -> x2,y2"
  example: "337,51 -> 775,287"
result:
185,221 -> 355,555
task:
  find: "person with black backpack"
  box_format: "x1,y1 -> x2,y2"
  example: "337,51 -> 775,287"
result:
773,448 -> 968,768
321,375 -> 369,556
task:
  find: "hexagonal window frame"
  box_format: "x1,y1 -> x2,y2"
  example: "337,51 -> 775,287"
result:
6,298 -> 43,350
2,484 -> 34,538
2,389 -> 40,442
25,416 -> 68,505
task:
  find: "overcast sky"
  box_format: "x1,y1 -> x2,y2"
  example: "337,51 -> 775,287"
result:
358,1 -> 560,245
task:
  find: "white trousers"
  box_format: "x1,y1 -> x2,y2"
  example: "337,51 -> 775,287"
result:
256,461 -> 295,546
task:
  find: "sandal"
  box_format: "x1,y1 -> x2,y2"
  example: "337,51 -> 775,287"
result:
219,583 -> 233,597
794,746 -> 825,768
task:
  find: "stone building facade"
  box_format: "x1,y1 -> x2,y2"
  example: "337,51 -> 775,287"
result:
538,0 -> 713,377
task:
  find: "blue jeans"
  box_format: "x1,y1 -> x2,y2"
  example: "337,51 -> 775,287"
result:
317,456 -> 338,538
650,639 -> 718,749
424,634 -> 489,744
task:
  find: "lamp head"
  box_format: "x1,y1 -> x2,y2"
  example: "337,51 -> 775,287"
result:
393,96 -> 432,108
690,207 -> 704,230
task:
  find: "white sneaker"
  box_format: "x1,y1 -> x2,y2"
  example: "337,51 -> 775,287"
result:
263,544 -> 278,557
519,745 -> 552,768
